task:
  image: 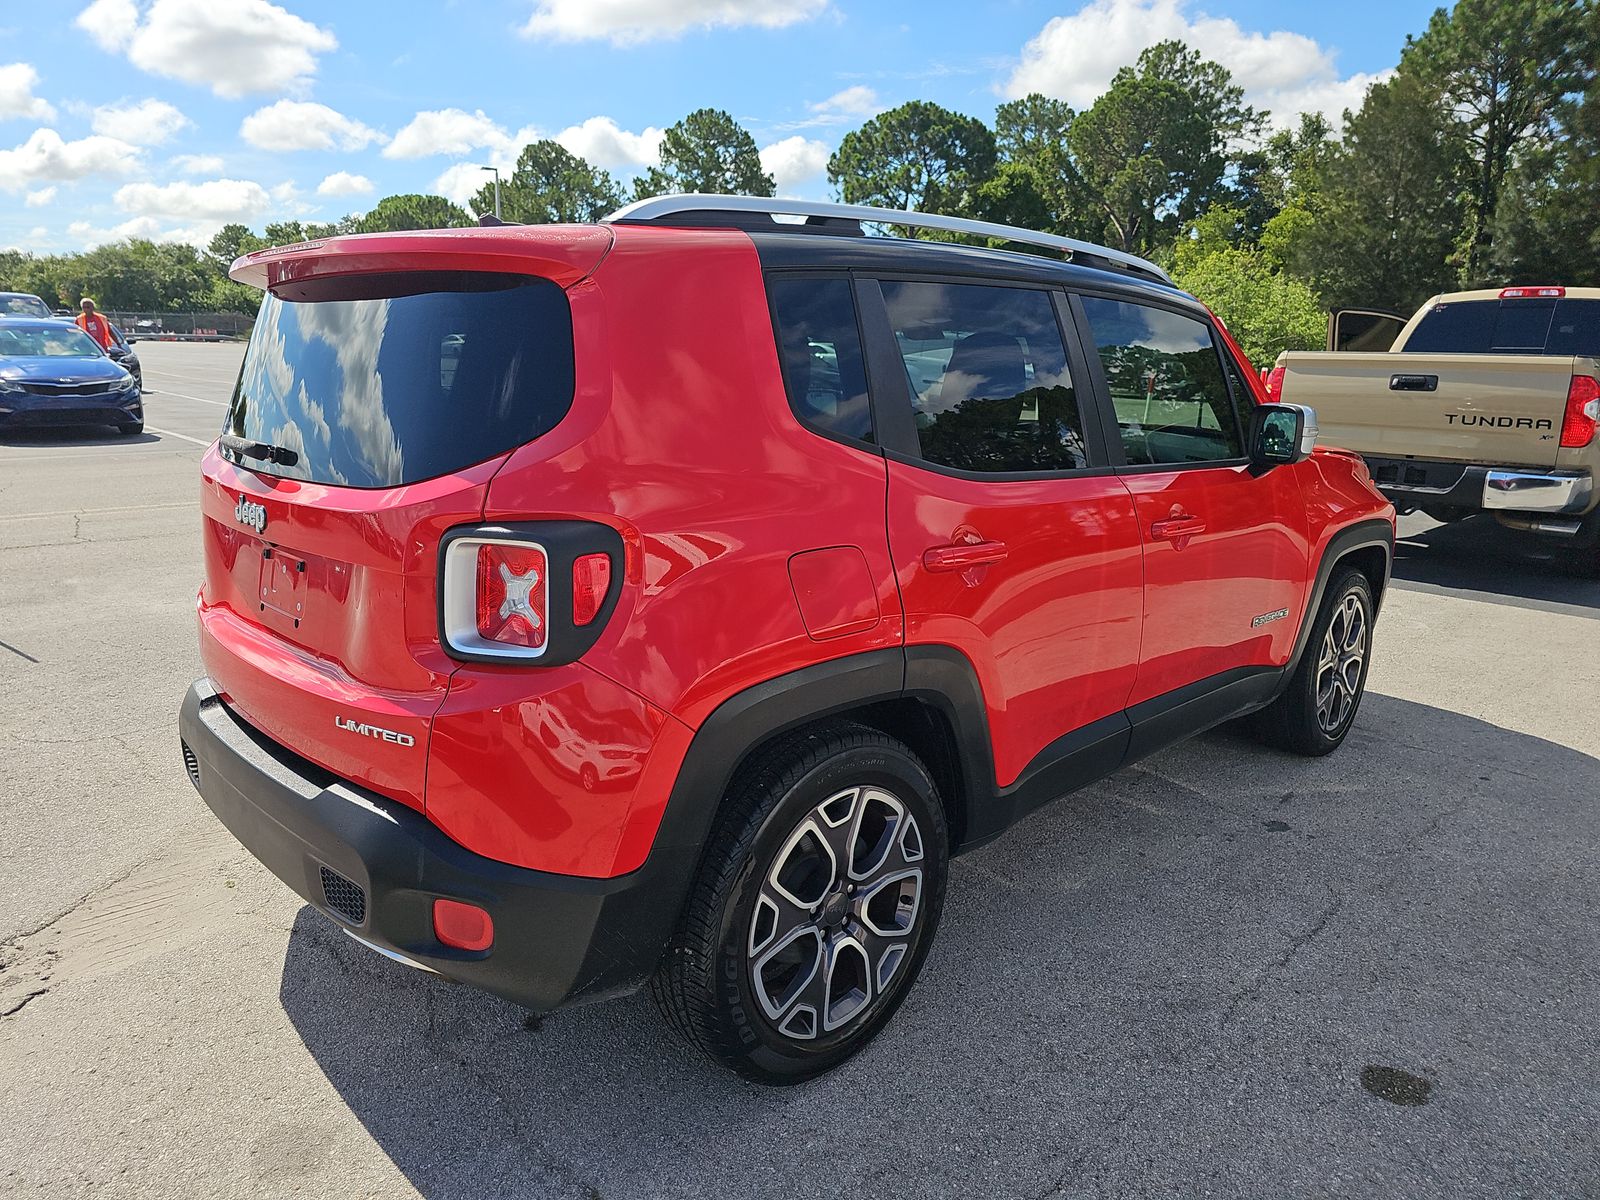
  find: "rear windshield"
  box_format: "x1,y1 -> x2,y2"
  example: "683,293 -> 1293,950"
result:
1403,298 -> 1600,357
224,272 -> 574,488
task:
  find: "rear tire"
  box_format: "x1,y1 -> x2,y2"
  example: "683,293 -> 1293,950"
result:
1253,568 -> 1374,756
651,721 -> 948,1084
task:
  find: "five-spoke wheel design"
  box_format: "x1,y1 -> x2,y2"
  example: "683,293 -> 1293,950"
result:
1315,590 -> 1368,735
747,785 -> 924,1041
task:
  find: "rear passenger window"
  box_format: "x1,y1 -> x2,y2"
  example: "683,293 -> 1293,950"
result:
1079,297 -> 1244,466
880,281 -> 1089,474
768,276 -> 873,443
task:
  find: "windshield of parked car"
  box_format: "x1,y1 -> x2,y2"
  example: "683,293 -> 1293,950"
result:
1404,298 -> 1600,356
0,326 -> 105,357
0,295 -> 51,317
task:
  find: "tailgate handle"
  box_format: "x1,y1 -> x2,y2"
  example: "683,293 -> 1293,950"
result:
1389,374 -> 1438,392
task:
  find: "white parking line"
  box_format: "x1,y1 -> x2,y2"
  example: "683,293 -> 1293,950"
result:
147,388 -> 228,407
144,424 -> 213,447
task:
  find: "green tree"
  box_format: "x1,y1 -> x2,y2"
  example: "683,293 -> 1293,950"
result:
1490,79 -> 1600,283
1069,41 -> 1257,253
1169,207 -> 1325,366
352,194 -> 475,233
1232,113 -> 1334,243
207,224 -> 268,266
974,93 -> 1098,238
471,140 -> 624,223
826,100 -> 996,213
634,108 -> 772,199
1296,71 -> 1468,312
1402,0 -> 1595,282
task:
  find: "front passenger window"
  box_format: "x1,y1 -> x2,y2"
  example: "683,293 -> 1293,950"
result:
1079,297 -> 1244,466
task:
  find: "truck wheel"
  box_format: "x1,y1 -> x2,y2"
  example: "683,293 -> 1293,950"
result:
1254,568 -> 1375,756
652,722 -> 948,1084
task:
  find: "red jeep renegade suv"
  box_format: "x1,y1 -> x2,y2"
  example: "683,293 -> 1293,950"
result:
179,196 -> 1394,1083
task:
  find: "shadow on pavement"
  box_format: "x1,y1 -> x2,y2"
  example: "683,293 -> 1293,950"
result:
0,426 -> 155,448
277,694 -> 1600,1200
1391,514 -> 1599,615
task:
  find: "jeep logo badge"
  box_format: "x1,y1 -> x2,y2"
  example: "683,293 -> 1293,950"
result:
234,495 -> 267,534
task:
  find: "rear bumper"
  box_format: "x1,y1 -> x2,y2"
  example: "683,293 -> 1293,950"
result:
178,678 -> 681,1012
1365,457 -> 1593,515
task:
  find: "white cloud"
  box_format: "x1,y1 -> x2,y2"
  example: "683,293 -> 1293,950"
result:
29,226 -> 48,241
240,99 -> 384,152
433,162 -> 495,208
0,129 -> 142,192
75,0 -> 337,99
554,116 -> 662,172
0,63 -> 57,122
1003,0 -> 1383,127
522,0 -> 829,45
91,98 -> 191,145
811,85 -> 878,118
171,152 -> 224,174
384,108 -> 523,159
316,170 -> 372,197
67,215 -> 162,247
25,186 -> 58,207
115,177 -> 274,222
759,136 -> 830,196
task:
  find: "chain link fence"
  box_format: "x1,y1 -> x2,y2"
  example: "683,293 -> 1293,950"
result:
101,311 -> 255,341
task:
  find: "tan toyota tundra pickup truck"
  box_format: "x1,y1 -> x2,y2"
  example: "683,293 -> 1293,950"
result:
1267,286 -> 1600,573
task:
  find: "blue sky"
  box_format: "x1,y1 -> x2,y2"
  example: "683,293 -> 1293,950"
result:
2,0 -> 1439,255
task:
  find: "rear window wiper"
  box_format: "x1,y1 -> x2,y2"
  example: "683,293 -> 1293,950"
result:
221,433 -> 300,467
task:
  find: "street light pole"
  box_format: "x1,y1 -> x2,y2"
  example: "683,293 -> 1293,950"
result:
480,165 -> 502,219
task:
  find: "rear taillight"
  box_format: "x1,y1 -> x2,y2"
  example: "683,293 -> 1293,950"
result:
441,524 -> 622,664
475,543 -> 548,649
1264,365 -> 1286,402
1561,375 -> 1600,448
572,553 -> 611,626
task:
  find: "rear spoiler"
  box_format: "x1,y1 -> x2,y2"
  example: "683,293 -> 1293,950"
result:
229,225 -> 614,293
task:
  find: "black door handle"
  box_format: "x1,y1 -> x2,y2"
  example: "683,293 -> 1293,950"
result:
1389,374 -> 1438,392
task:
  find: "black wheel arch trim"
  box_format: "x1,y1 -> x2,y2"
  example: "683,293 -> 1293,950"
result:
1275,517 -> 1393,700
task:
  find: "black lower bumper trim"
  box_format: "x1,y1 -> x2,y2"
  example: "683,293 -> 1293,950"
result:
178,678 -> 688,1012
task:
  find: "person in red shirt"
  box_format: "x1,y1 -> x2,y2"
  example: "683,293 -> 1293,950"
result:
75,298 -> 114,351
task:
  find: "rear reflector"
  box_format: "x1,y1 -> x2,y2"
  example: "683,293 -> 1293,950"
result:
475,542 -> 548,649
1561,375 -> 1600,448
572,553 -> 612,626
1500,286 -> 1565,299
1264,365 -> 1286,402
433,899 -> 493,952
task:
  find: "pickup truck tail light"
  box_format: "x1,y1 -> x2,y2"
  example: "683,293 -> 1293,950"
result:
1562,375 -> 1600,448
440,523 -> 623,664
1500,286 -> 1565,299
1264,365 -> 1286,402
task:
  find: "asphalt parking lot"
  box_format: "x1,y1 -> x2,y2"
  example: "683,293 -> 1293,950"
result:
2,342 -> 1597,1199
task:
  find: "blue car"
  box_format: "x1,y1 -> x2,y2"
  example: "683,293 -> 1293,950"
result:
0,317 -> 143,435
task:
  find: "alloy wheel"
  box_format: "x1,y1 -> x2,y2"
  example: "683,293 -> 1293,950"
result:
747,785 -> 925,1041
1315,591 -> 1368,735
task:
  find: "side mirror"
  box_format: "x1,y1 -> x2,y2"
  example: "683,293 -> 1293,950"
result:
1248,403 -> 1318,473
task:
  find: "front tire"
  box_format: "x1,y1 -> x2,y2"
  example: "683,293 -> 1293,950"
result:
652,722 -> 948,1084
1254,568 -> 1375,756
117,419 -> 143,436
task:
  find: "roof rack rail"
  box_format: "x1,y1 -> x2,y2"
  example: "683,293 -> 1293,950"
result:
603,194 -> 1173,285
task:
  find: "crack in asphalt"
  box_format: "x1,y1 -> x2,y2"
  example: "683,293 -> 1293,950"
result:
1220,892 -> 1345,1029
2,988 -> 49,1018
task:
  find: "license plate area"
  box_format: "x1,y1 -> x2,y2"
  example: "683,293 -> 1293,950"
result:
258,547 -> 308,626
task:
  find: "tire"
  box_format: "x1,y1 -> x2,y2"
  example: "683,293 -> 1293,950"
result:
1253,568 -> 1375,756
117,420 -> 143,436
651,721 -> 948,1084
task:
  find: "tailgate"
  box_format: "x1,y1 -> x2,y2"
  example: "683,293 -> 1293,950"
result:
198,449 -> 499,811
1283,352 -> 1576,467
